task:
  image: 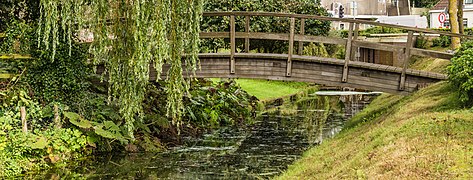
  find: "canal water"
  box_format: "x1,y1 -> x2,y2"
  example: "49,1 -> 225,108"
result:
38,92 -> 379,179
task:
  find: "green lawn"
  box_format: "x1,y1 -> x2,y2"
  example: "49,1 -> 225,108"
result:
234,79 -> 309,101
211,78 -> 309,101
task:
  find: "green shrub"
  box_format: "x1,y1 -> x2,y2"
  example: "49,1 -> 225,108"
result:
414,35 -> 429,49
432,35 -> 451,47
339,26 -> 405,38
183,79 -> 257,128
303,43 -> 328,57
447,41 -> 473,106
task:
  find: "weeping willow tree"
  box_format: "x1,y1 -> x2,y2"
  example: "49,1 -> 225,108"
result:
36,0 -> 203,138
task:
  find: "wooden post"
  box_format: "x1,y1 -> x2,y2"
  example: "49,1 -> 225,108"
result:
298,18 -> 305,55
245,15 -> 250,53
342,23 -> 354,83
287,17 -> 295,77
230,15 -> 236,74
350,23 -> 360,61
54,104 -> 61,128
21,106 -> 27,133
399,31 -> 414,91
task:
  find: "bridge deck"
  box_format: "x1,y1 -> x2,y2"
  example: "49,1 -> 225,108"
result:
155,53 -> 446,95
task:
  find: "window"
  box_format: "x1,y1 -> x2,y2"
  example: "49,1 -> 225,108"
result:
340,23 -> 345,30
466,0 -> 473,4
464,19 -> 468,28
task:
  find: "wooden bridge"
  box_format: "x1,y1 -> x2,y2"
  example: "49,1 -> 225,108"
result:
156,11 -> 471,95
3,12 -> 472,94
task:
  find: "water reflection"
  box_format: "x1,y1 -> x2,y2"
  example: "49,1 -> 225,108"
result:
36,93 -> 377,179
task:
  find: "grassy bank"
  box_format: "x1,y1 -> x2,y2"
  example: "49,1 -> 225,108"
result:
233,79 -> 309,101
277,81 -> 473,179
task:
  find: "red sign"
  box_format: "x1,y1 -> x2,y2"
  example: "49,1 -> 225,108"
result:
438,12 -> 447,23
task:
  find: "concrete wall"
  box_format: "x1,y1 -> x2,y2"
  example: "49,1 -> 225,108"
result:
321,0 -> 387,16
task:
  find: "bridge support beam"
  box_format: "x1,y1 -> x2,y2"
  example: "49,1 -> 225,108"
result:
342,23 -> 354,82
298,18 -> 305,55
399,31 -> 414,90
350,23 -> 360,61
245,15 -> 250,53
286,17 -> 295,77
230,15 -> 236,74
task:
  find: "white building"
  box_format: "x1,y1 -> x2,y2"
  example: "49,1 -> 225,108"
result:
429,0 -> 473,28
320,0 -> 414,30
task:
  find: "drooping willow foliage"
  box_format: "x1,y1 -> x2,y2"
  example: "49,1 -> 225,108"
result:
37,0 -> 203,138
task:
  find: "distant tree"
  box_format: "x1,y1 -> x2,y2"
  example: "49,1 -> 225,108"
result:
201,0 -> 330,53
412,0 -> 441,8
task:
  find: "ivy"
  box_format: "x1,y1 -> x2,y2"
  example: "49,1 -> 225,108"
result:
36,0 -> 204,138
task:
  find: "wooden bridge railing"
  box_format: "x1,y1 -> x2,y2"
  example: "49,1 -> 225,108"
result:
2,12 -> 472,91
200,11 -> 473,91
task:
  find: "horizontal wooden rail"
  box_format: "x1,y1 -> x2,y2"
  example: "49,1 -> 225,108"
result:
352,40 -> 403,53
0,54 -> 33,60
411,48 -> 454,59
0,73 -> 15,79
202,11 -> 473,39
200,32 -> 347,45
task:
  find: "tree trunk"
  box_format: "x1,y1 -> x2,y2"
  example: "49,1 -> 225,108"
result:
449,0 -> 461,49
458,0 -> 464,34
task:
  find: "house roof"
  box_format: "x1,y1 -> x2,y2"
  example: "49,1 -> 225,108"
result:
431,0 -> 448,11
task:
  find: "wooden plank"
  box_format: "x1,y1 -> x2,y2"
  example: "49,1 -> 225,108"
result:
342,23 -> 354,83
199,32 -> 229,38
294,34 -> 346,45
298,18 -> 305,55
202,11 -> 473,39
411,48 -> 454,60
292,63 -> 343,73
201,31 -> 346,45
399,31 -> 414,91
348,68 -> 401,81
198,53 -> 230,58
236,32 -> 288,41
0,54 -> 33,60
245,16 -> 250,53
0,73 -> 15,79
198,65 -> 233,70
292,55 -> 345,65
234,53 -> 288,59
350,23 -> 360,61
287,17 -> 295,77
292,68 -> 344,77
293,66 -> 402,86
21,106 -> 27,133
230,15 -> 236,74
352,40 -> 404,53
